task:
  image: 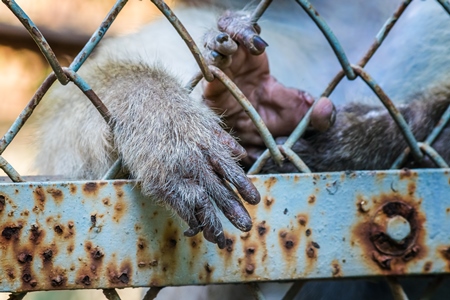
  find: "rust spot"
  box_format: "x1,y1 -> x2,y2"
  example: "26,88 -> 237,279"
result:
245,264 -> 255,274
408,182 -> 416,196
331,260 -> 342,277
42,249 -> 53,261
18,252 -> 33,263
2,225 -> 22,240
102,198 -> 110,206
298,214 -> 308,226
68,221 -> 74,229
246,247 -> 255,254
69,184 -> 77,194
311,241 -> 320,249
285,240 -> 294,249
0,194 -> 5,212
138,240 -> 145,250
423,261 -> 432,272
264,196 -> 274,207
47,188 -> 63,203
51,275 -> 64,287
112,193 -> 127,223
150,260 -> 158,267
352,193 -> 427,275
308,195 -> 316,204
306,246 -> 316,259
29,225 -> 43,244
257,221 -> 267,237
264,177 -> 277,191
54,224 -> 64,235
279,228 -> 300,257
204,263 -> 213,274
33,186 -> 46,211
305,229 -> 311,237
225,237 -> 234,253
83,182 -> 101,195
22,273 -> 32,283
91,214 -> 97,227
107,260 -> 132,285
91,247 -> 104,260
399,168 -> 415,180
80,275 -> 91,286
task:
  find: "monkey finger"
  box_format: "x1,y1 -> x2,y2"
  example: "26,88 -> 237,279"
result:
206,153 -> 260,205
310,97 -> 336,132
217,11 -> 268,55
194,197 -> 226,248
213,126 -> 247,158
214,180 -> 253,232
204,30 -> 238,56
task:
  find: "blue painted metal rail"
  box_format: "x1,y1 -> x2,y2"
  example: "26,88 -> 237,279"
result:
0,169 -> 449,292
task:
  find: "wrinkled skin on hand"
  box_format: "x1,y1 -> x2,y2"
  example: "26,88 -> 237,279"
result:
202,11 -> 336,166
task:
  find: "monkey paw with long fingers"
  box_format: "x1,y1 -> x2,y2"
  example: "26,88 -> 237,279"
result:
202,11 -> 336,167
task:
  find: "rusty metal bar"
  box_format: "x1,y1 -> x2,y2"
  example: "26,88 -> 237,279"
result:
103,288 -> 122,300
7,292 -> 26,300
247,283 -> 266,300
279,145 -> 311,173
387,278 -> 409,300
0,169 -> 449,291
69,0 -> 128,72
419,276 -> 444,300
322,0 -> 411,97
102,159 -> 124,180
295,0 -> 355,80
418,143 -> 449,168
1,0 -> 69,84
150,0 -> 214,82
250,0 -> 273,23
0,74 -> 57,155
282,281 -> 306,300
392,104 -> 450,169
436,0 -> 450,14
352,65 -> 423,162
209,66 -> 284,165
62,68 -> 111,124
142,287 -> 163,300
0,156 -> 24,182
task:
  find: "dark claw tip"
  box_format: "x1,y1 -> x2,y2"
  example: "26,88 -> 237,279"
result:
252,35 -> 268,52
184,227 -> 201,237
216,32 -> 229,43
211,50 -> 221,59
216,232 -> 226,249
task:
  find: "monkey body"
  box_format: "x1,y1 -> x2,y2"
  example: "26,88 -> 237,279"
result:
263,91 -> 450,173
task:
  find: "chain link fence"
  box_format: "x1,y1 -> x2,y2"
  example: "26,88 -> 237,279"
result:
1,0 -> 449,299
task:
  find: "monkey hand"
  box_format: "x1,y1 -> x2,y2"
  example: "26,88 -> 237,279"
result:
202,11 -> 335,166
111,70 -> 260,249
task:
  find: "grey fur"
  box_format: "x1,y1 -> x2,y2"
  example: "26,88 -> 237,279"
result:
262,87 -> 450,173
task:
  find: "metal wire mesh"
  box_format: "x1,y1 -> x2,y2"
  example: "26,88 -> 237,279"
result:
1,0 -> 449,299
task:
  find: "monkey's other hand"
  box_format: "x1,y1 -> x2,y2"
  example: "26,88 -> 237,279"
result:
202,11 -> 335,165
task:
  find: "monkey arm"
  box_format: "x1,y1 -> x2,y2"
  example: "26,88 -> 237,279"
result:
201,12 -> 336,166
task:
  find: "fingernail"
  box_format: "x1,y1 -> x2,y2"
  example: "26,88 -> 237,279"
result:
216,232 -> 226,249
329,105 -> 337,127
216,32 -> 229,43
211,50 -> 221,59
184,227 -> 200,237
252,35 -> 268,52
